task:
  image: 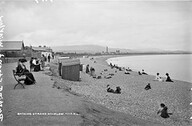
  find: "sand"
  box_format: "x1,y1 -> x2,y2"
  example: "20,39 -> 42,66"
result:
1,55 -> 191,126
51,55 -> 192,126
0,59 -> 160,126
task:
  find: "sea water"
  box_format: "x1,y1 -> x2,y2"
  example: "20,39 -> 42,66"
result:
107,54 -> 192,83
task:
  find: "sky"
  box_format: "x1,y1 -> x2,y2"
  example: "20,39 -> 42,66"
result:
0,0 -> 191,51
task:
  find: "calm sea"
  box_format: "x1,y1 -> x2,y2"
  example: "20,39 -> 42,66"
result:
107,54 -> 192,83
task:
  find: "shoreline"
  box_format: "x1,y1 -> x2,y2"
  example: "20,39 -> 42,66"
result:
104,54 -> 192,83
51,55 -> 191,126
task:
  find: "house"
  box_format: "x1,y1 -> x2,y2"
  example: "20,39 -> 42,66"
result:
0,41 -> 25,57
31,46 -> 52,58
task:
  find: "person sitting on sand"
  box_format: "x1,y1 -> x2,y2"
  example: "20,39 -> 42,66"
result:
141,69 -> 148,75
109,63 -> 113,68
104,69 -> 108,71
115,86 -> 121,94
104,75 -> 112,79
107,85 -> 115,93
118,67 -> 123,71
165,73 -> 173,82
145,83 -> 151,90
41,54 -> 46,70
107,85 -> 121,94
124,69 -> 130,74
127,67 -> 132,71
154,73 -> 163,82
90,67 -> 96,77
138,71 -> 142,75
157,103 -> 172,118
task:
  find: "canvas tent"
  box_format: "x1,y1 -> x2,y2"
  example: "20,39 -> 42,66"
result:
58,57 -> 80,81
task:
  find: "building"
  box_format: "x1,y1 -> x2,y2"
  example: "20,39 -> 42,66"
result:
0,41 -> 25,57
31,46 -> 52,58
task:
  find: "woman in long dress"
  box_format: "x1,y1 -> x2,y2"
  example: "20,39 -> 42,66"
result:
165,73 -> 173,82
16,59 -> 36,85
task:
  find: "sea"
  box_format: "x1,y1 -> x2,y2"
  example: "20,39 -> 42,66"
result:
106,54 -> 192,83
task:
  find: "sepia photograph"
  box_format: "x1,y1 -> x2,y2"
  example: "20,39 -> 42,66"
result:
0,0 -> 192,126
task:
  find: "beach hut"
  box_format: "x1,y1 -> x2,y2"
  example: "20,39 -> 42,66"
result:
58,57 -> 70,76
61,59 -> 80,81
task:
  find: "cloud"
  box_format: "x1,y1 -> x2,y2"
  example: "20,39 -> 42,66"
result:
1,0 -> 191,51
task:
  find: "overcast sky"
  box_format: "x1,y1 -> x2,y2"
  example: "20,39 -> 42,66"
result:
0,0 -> 191,51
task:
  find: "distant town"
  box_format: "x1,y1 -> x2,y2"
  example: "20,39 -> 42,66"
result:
0,40 -> 191,63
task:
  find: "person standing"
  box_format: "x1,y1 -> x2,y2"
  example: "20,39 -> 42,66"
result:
48,54 -> 51,62
52,53 -> 54,59
86,64 -> 89,74
29,57 -> 34,72
41,55 -> 46,70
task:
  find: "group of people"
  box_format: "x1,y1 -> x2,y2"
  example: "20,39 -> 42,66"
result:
85,64 -> 96,77
29,54 -> 52,72
15,54 -> 53,85
108,64 -> 174,118
138,69 -> 148,75
109,63 -> 124,71
112,64 -> 174,83
30,57 -> 42,72
137,69 -> 173,82
84,62 -> 174,119
154,72 -> 173,82
107,85 -> 121,94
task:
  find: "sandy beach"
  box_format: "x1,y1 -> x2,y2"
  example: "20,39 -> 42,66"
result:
51,55 -> 192,126
1,55 -> 191,126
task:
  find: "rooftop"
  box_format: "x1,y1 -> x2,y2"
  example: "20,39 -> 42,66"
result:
0,41 -> 24,51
